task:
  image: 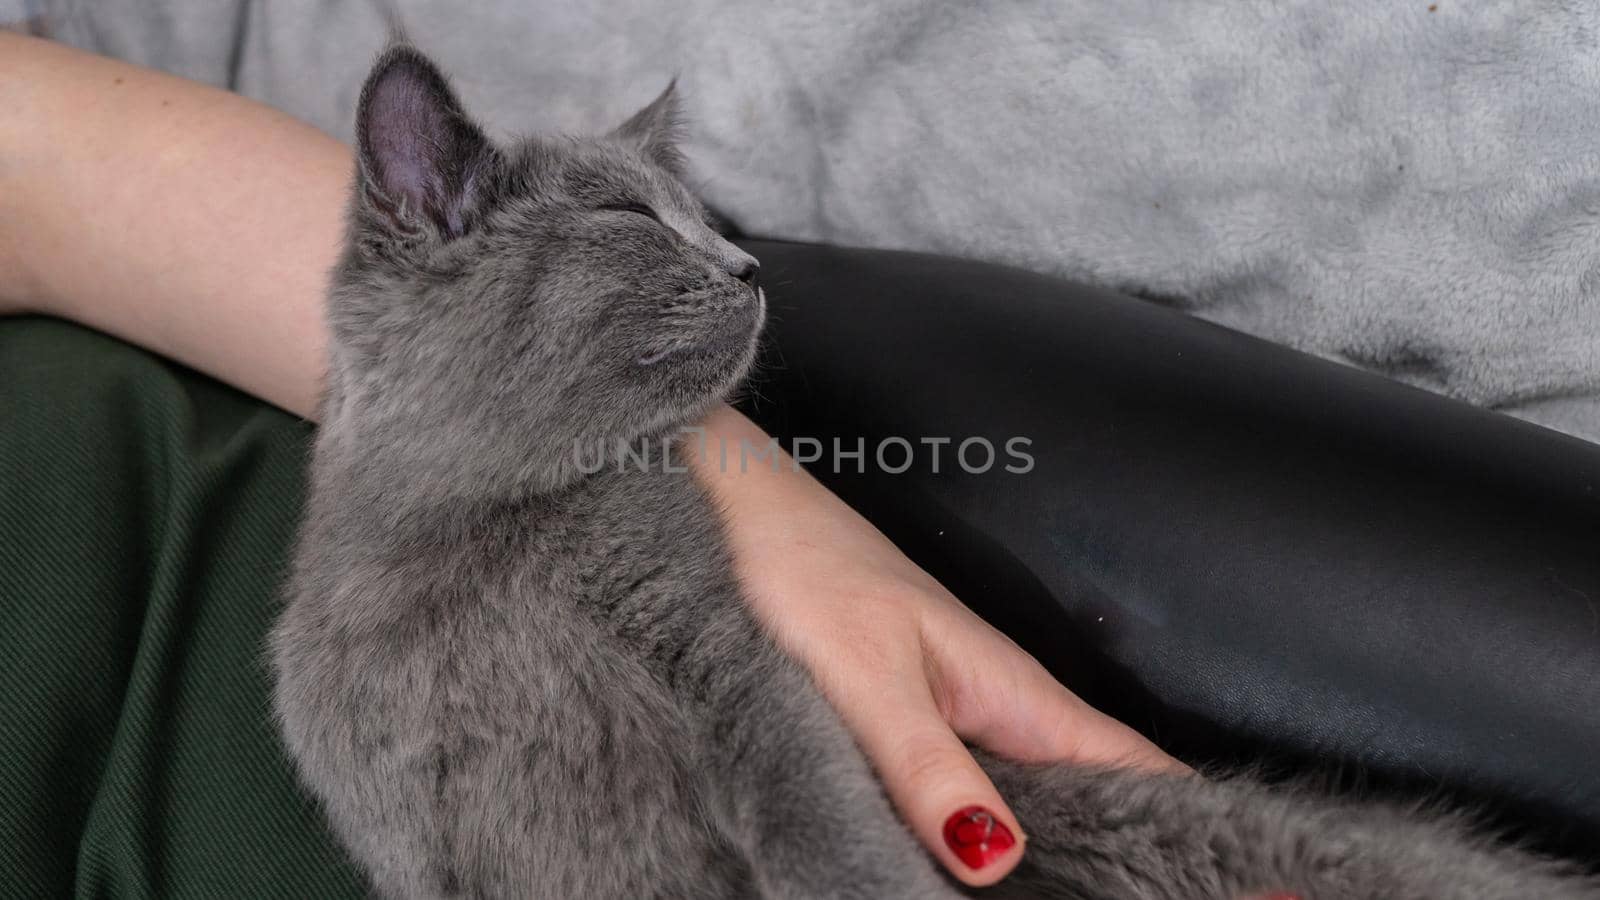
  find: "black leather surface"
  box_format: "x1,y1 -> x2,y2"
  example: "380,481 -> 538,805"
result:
733,240 -> 1600,859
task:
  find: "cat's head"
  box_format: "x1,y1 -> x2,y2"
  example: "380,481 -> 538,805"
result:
325,45 -> 763,496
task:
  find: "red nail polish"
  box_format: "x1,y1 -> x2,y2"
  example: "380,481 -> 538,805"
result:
942,805 -> 1016,869
1254,893 -> 1305,900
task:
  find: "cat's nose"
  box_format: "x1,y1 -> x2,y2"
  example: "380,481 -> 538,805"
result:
707,233 -> 760,286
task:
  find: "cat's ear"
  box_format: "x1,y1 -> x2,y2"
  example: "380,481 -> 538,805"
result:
612,81 -> 686,176
355,45 -> 496,240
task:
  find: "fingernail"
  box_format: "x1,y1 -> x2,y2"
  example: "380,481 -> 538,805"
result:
942,805 -> 1016,870
1253,893 -> 1305,900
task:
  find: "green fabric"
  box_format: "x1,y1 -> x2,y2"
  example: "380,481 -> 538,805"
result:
0,318 -> 365,899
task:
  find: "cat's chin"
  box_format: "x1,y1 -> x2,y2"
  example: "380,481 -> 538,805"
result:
635,288 -> 764,370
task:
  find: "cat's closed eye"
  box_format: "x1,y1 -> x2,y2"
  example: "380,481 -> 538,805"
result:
599,202 -> 662,223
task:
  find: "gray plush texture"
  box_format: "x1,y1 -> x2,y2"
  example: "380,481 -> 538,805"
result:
13,0 -> 1600,443
267,45 -> 1599,899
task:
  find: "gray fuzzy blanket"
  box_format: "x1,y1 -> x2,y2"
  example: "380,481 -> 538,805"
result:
15,0 -> 1600,442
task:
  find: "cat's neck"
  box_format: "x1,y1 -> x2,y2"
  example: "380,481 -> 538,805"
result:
311,420 -> 692,532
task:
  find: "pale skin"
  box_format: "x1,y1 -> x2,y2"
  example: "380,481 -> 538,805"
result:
0,32 -> 1182,888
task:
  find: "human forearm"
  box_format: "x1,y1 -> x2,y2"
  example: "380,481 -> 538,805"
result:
0,37 -> 787,458
0,32 -> 345,417
0,38 -> 805,467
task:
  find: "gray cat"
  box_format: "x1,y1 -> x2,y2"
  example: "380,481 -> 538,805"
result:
270,45 -> 1599,900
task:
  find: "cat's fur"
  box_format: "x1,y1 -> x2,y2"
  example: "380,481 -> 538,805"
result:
271,45 -> 1599,900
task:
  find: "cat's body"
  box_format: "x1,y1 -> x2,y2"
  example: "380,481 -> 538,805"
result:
277,448 -> 945,898
272,44 -> 1599,899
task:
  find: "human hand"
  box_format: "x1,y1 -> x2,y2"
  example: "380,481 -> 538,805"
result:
694,405 -> 1184,887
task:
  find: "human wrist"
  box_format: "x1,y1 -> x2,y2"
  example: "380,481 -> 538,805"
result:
689,404 -> 928,613
689,405 -> 822,592
690,404 -> 826,531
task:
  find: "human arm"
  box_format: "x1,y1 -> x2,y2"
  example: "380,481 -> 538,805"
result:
0,32 -> 1181,886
